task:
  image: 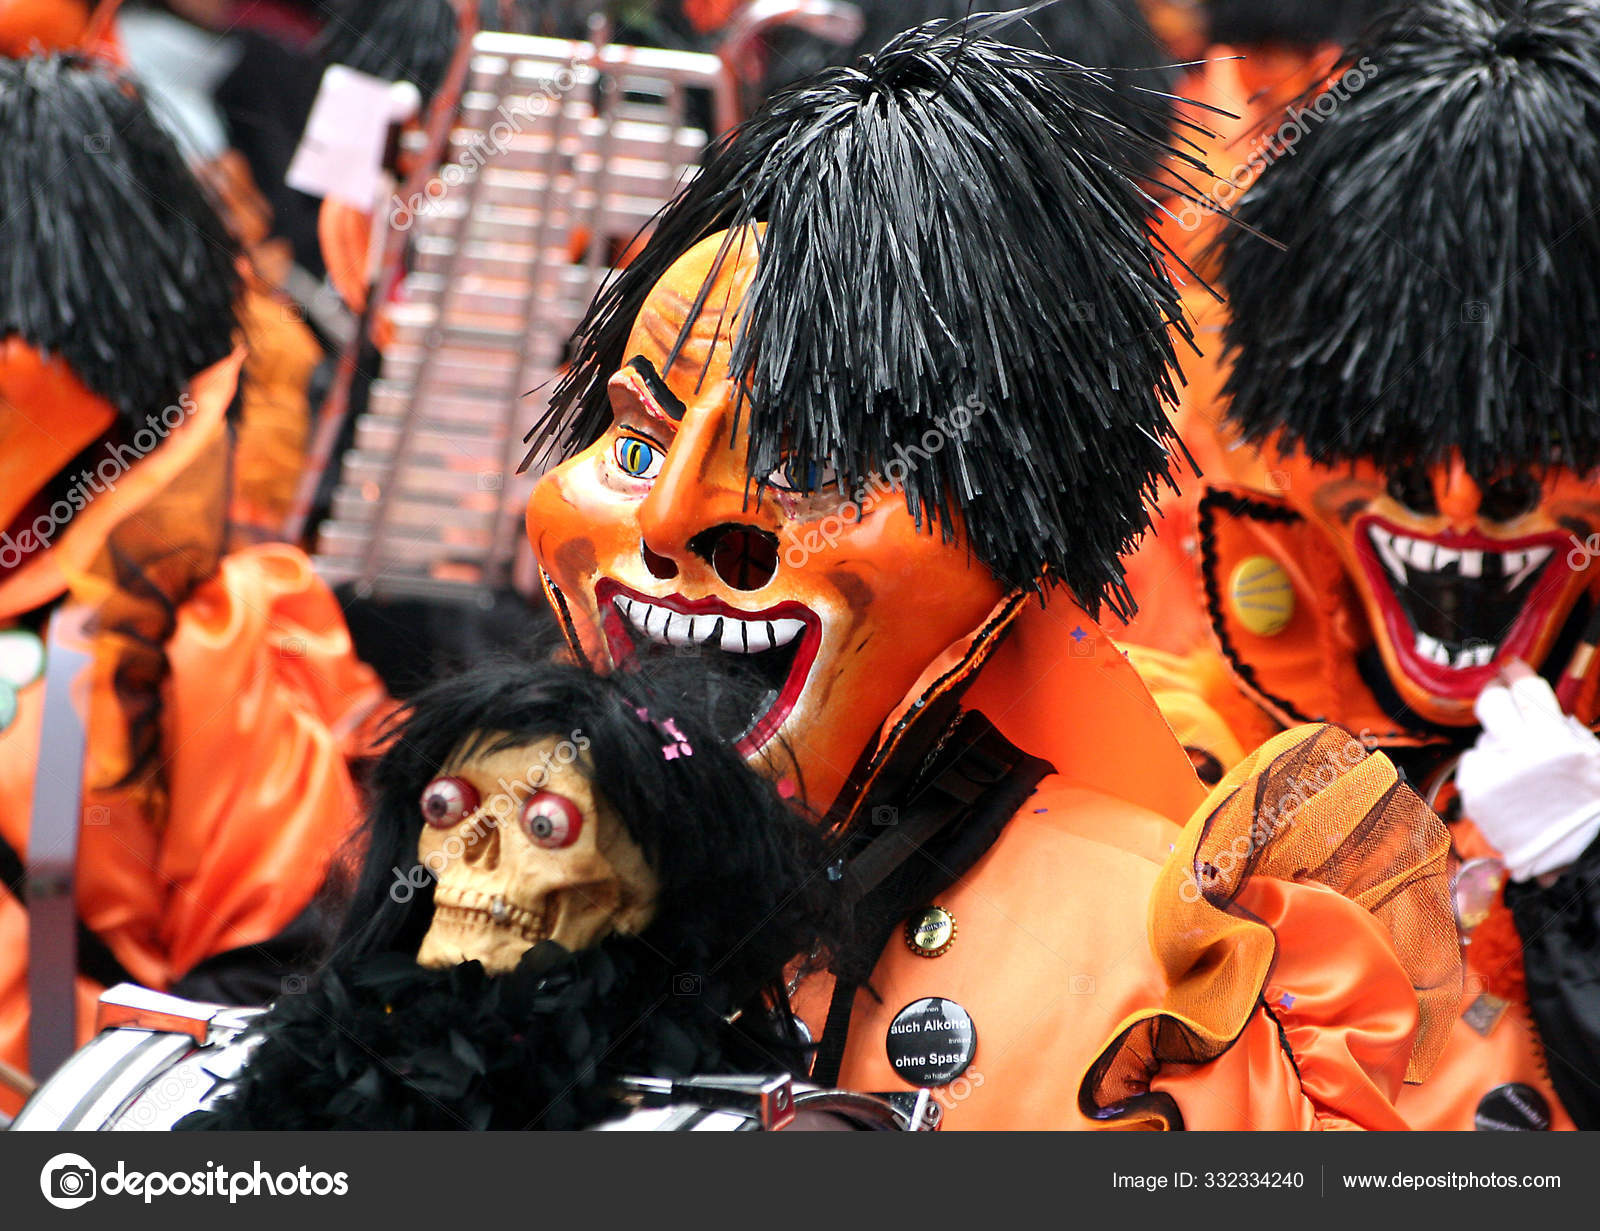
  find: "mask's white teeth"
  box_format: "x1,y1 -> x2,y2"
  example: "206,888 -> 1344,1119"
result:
612,595 -> 809,654
1414,631 -> 1451,667
1433,546 -> 1461,571
1371,528 -> 1408,581
1507,546 -> 1552,590
661,612 -> 697,647
1459,550 -> 1483,578
1407,538 -> 1436,571
1453,642 -> 1495,669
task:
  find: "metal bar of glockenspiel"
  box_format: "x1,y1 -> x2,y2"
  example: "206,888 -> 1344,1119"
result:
479,27 -> 600,591
355,25 -> 511,591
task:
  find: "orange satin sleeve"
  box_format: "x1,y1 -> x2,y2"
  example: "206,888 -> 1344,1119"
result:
156,544 -> 387,975
1155,879 -> 1421,1130
1079,723 -> 1460,1130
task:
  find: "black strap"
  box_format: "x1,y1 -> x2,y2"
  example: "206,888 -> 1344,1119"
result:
811,712 -> 1052,1087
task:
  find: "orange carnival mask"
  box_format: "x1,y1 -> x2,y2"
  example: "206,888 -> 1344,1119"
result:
1214,8 -> 1600,731
1269,444 -> 1600,726
525,30 -> 1189,817
527,230 -> 1004,813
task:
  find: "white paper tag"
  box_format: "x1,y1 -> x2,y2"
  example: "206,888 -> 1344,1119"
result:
286,64 -> 400,210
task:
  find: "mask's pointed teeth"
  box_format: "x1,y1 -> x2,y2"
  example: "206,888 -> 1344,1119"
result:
1414,630 -> 1452,667
1370,527 -> 1408,583
1506,546 -> 1553,591
1375,528 -> 1553,588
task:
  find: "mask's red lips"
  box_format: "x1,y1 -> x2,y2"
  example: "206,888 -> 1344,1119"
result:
592,577 -> 822,755
1355,515 -> 1573,698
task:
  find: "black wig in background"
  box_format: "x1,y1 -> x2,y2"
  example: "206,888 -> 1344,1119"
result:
757,0 -> 1181,169
529,17 -> 1203,618
1219,0 -> 1600,478
1203,0 -> 1400,49
181,655 -> 841,1130
0,55 -> 242,793
315,0 -> 460,104
0,54 -> 241,429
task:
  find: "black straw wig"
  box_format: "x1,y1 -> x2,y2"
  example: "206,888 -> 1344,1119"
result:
1219,0 -> 1600,477
530,16 -> 1199,615
1203,0 -> 1397,49
0,55 -> 240,426
316,0 -> 460,104
758,0 -> 1181,168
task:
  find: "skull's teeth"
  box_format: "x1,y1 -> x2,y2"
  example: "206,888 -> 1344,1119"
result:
434,891 -> 548,941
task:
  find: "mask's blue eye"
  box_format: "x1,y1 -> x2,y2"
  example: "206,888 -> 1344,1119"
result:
767,456 -> 838,494
614,436 -> 662,480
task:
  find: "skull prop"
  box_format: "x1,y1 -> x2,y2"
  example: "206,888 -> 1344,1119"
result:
415,734 -> 659,973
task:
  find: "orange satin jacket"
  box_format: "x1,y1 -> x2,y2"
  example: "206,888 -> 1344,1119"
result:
792,594 -> 1459,1129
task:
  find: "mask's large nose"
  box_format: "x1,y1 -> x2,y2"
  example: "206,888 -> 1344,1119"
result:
636,409 -> 780,591
1432,460 -> 1484,526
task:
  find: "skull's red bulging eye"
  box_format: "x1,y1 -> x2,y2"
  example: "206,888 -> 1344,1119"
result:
421,776 -> 479,828
521,790 -> 582,848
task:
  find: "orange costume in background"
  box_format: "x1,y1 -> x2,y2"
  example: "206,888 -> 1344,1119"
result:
0,352 -> 384,1116
1123,0 -> 1600,1131
0,54 -> 385,1115
1129,486 -> 1589,1131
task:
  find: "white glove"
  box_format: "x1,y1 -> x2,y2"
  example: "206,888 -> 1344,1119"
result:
1457,665 -> 1600,882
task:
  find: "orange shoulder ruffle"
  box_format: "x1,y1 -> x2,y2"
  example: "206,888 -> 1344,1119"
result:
1079,723 -> 1460,1129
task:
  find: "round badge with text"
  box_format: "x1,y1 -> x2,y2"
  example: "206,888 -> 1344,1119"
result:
1474,1083 -> 1551,1131
886,997 -> 976,1087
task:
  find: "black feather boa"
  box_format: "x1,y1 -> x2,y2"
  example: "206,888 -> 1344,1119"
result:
177,940 -> 807,1131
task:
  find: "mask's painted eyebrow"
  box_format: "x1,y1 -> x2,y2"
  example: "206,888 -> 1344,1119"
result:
627,356 -> 686,422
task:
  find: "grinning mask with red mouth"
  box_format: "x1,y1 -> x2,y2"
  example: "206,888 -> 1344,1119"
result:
1270,446 -> 1600,726
1218,1 -> 1600,729
527,229 -> 1006,813
525,28 -> 1190,816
